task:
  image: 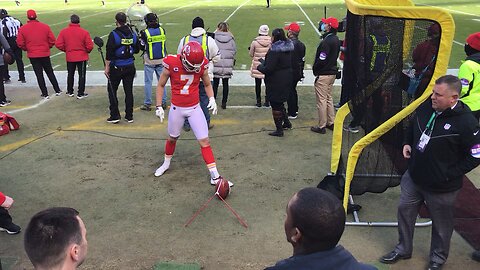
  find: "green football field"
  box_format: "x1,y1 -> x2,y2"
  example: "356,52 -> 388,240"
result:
1,0 -> 479,71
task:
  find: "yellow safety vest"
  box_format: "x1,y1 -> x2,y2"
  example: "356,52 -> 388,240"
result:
184,34 -> 208,59
145,27 -> 166,60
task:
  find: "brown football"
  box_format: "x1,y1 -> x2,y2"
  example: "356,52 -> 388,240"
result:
3,52 -> 14,65
215,177 -> 230,199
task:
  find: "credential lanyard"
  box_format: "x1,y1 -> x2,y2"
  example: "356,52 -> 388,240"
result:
424,112 -> 438,136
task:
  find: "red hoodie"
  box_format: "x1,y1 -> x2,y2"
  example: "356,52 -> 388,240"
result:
17,19 -> 56,58
0,191 -> 5,206
55,23 -> 94,62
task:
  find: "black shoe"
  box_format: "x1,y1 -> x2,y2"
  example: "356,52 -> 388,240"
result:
427,261 -> 443,270
124,117 -> 133,123
77,93 -> 89,99
208,124 -> 214,130
19,79 -> 26,83
67,92 -> 75,97
106,117 -> 120,124
379,251 -> 411,264
255,102 -> 261,108
282,122 -> 292,130
472,250 -> 480,262
268,130 -> 283,137
0,223 -> 21,235
0,100 -> 11,107
221,103 -> 226,109
326,124 -> 334,131
3,79 -> 11,84
311,126 -> 326,134
263,101 -> 270,107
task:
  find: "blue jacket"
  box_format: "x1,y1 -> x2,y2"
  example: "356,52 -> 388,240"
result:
264,245 -> 377,270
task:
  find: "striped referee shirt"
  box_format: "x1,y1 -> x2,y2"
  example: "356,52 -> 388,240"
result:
1,16 -> 21,38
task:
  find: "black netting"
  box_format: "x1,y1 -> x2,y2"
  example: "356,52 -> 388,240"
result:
338,12 -> 441,196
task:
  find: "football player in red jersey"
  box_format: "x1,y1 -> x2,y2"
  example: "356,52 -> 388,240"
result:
154,41 -> 233,186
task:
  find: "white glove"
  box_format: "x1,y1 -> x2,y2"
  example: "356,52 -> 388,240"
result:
207,97 -> 218,115
155,107 -> 165,123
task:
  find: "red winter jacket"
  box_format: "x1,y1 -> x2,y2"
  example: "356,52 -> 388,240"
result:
17,20 -> 56,58
55,23 -> 93,62
0,191 -> 5,206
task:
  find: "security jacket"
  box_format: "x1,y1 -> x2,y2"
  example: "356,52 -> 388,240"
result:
405,98 -> 480,192
459,52 -> 480,112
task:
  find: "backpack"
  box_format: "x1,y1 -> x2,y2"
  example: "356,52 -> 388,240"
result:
0,112 -> 19,136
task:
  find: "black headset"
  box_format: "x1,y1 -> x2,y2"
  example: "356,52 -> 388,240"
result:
144,13 -> 158,24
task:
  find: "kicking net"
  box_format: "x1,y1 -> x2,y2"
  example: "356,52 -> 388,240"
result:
326,0 -> 455,210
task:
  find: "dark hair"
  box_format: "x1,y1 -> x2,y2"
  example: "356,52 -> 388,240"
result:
192,16 -> 204,29
70,14 -> 80,24
435,75 -> 461,95
24,207 -> 82,268
115,12 -> 127,25
271,28 -> 287,43
290,188 -> 345,251
217,21 -> 229,32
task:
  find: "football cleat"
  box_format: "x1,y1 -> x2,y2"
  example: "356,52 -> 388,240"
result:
210,176 -> 234,187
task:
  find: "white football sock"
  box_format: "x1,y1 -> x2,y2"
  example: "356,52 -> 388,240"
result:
154,155 -> 172,177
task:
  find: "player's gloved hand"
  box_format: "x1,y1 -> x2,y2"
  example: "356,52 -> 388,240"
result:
207,97 -> 218,115
155,106 -> 165,123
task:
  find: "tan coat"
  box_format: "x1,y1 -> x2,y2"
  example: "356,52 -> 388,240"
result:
249,35 -> 271,79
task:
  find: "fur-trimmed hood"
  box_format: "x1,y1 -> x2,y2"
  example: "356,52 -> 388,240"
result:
270,40 -> 294,52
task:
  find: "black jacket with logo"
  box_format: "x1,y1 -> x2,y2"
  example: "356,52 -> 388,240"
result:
312,31 -> 340,76
405,99 -> 480,192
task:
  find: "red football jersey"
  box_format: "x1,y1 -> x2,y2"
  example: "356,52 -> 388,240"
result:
163,54 -> 209,107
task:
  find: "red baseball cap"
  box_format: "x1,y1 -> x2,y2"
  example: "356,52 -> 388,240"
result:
466,32 -> 480,51
27,9 -> 36,20
284,22 -> 300,33
321,17 -> 339,29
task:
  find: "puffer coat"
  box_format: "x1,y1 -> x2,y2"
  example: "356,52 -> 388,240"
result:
249,35 -> 271,79
257,40 -> 294,103
213,31 -> 236,79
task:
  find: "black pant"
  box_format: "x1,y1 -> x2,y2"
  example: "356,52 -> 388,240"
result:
287,79 -> 299,116
213,77 -> 229,104
255,78 -> 267,103
30,57 -> 61,96
0,207 -> 13,228
67,61 -> 87,95
0,65 -> 6,102
107,64 -> 136,119
4,39 -> 25,81
270,101 -> 285,111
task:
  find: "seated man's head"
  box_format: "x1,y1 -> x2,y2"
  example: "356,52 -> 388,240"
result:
284,187 -> 346,255
24,207 -> 87,270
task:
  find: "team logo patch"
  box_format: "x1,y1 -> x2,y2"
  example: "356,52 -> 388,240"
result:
460,78 -> 469,86
444,123 -> 451,130
319,52 -> 327,60
471,144 -> 480,158
173,67 -> 179,72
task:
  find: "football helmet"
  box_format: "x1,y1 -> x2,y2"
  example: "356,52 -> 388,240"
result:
181,41 -> 205,73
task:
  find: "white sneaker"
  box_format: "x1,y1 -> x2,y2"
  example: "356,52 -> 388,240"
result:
210,177 -> 234,187
154,164 -> 169,177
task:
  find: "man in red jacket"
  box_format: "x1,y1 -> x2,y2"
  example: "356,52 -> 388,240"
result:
17,9 -> 62,99
0,191 -> 20,235
56,14 -> 93,99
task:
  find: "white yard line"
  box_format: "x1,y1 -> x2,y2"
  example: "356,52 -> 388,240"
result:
50,9 -> 117,27
158,2 -> 198,16
225,0 -> 252,22
417,3 -> 480,17
5,99 -> 49,115
291,0 -> 321,37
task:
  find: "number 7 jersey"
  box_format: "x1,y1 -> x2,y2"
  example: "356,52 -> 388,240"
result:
162,54 -> 209,107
